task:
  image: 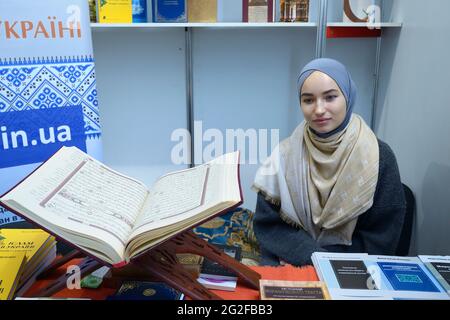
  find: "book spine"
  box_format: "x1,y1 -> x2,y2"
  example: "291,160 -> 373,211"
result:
268,0 -> 274,22
242,0 -> 249,22
152,0 -> 156,22
132,0 -> 148,23
95,0 -> 99,22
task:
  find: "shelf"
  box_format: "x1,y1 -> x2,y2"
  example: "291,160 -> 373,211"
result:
90,22 -> 318,29
326,22 -> 402,38
327,22 -> 402,28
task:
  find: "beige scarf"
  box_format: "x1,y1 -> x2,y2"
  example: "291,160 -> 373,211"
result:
253,114 -> 379,246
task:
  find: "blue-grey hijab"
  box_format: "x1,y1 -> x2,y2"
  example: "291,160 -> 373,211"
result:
297,58 -> 357,138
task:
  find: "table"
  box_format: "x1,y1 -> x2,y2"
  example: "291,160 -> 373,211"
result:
25,259 -> 319,300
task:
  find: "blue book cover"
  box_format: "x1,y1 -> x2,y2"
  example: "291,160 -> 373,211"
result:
0,0 -> 102,227
107,281 -> 184,300
132,0 -> 148,22
377,262 -> 441,292
153,0 -> 186,22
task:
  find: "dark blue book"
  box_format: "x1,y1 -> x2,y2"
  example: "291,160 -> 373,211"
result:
107,281 -> 184,300
377,262 -> 440,292
152,0 -> 186,22
199,244 -> 242,281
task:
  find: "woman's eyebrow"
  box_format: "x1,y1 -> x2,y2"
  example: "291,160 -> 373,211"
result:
323,89 -> 339,95
301,89 -> 338,97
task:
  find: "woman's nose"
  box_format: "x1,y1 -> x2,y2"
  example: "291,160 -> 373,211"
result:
314,99 -> 326,115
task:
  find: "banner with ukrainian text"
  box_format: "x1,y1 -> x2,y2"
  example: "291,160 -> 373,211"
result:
0,0 -> 102,226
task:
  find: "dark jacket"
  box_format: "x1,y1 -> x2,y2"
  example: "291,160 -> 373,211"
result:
253,140 -> 407,266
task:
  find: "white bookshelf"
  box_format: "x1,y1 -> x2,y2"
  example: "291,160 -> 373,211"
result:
91,22 -> 318,29
91,22 -> 402,29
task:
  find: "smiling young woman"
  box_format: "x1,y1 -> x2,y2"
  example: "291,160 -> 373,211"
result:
252,58 -> 407,266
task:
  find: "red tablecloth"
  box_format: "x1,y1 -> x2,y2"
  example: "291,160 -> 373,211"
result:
25,259 -> 319,300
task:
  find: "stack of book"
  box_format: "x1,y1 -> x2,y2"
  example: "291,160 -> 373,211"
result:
0,229 -> 57,298
0,251 -> 26,300
418,255 -> 450,295
312,252 -> 450,300
197,244 -> 242,291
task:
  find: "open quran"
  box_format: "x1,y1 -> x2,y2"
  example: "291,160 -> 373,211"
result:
0,147 -> 242,267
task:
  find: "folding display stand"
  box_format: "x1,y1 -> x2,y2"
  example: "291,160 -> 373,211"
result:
29,231 -> 261,300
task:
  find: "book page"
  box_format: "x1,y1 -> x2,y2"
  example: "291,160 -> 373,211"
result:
200,162 -> 225,206
40,157 -> 148,246
4,147 -> 148,250
129,152 -> 240,240
133,164 -> 208,231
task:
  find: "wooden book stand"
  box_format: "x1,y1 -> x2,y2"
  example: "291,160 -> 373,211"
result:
28,231 -> 261,300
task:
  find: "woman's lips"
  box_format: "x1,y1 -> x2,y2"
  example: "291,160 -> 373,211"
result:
313,118 -> 331,126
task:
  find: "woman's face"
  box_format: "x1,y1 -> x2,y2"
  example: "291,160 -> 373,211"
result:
300,71 -> 347,134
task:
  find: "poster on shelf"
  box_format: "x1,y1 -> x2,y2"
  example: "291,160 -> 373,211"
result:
0,0 -> 103,227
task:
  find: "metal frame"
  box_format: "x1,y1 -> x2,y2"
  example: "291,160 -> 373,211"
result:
185,27 -> 195,167
371,37 -> 382,130
316,0 -> 328,58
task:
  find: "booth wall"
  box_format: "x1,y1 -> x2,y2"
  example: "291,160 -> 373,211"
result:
376,0 -> 450,255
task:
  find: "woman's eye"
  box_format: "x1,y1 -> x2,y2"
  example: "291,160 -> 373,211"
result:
303,99 -> 313,104
325,95 -> 337,101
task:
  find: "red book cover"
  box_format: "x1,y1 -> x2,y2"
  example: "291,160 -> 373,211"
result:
327,26 -> 382,38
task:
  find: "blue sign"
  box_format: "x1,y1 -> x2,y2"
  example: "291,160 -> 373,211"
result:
0,0 -> 102,227
0,106 -> 86,168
